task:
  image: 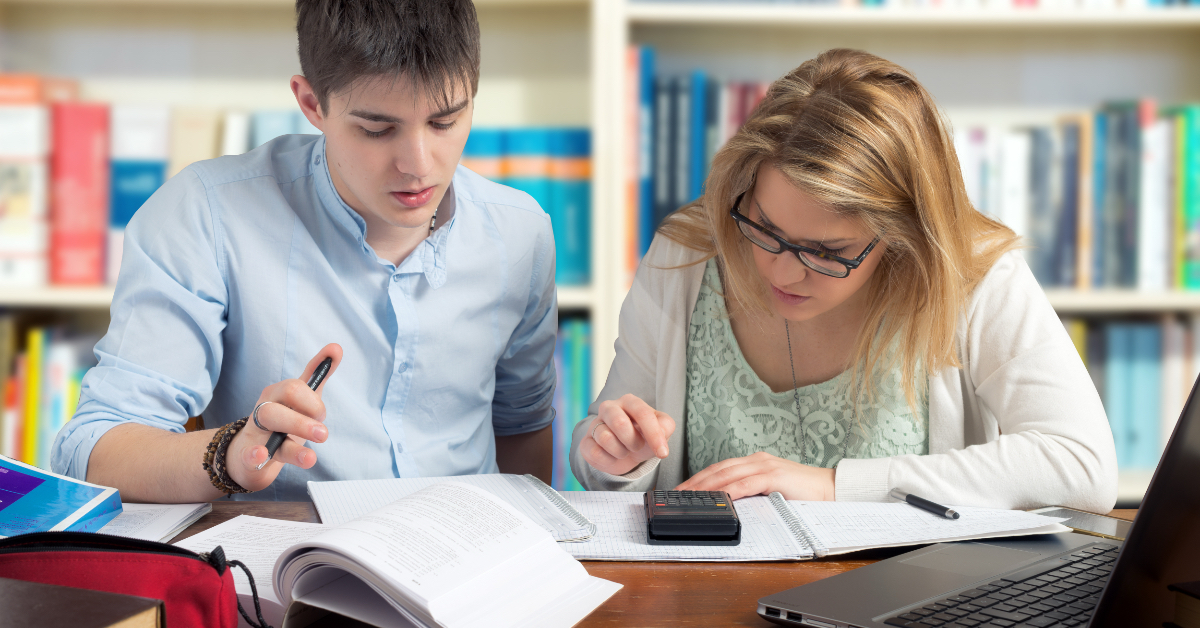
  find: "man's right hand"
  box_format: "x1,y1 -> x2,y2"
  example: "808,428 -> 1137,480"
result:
580,393 -> 676,476
227,344 -> 342,492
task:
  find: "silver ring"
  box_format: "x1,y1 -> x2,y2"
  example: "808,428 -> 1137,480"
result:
252,401 -> 278,431
591,421 -> 603,442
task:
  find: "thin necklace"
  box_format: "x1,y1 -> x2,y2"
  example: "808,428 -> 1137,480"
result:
784,319 -> 807,466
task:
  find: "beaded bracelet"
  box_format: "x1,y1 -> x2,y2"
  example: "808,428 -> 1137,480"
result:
202,418 -> 253,494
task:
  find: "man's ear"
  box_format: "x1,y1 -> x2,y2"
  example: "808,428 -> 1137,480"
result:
291,75 -> 325,132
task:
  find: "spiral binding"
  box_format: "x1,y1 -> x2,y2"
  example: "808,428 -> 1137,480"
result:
522,474 -> 597,541
769,492 -> 828,558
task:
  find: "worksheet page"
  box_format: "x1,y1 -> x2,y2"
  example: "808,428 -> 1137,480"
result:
788,501 -> 1069,554
559,492 -> 811,561
100,503 -> 211,542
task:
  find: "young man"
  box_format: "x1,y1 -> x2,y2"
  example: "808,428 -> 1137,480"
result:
51,0 -> 558,502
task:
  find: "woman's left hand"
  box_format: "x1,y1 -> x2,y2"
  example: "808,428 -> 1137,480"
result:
675,451 -> 836,501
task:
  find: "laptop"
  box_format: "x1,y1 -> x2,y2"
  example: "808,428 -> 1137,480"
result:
757,373 -> 1200,628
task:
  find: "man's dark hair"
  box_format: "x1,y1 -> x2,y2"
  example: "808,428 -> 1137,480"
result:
296,0 -> 481,113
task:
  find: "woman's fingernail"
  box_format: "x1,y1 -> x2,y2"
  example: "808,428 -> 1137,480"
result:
313,426 -> 328,440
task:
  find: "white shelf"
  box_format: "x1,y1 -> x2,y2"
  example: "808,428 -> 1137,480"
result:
627,3 -> 1200,27
0,286 -> 115,308
0,286 -> 596,311
1044,290 -> 1200,314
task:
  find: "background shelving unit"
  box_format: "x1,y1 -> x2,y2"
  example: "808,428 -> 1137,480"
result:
2,0 -> 1198,504
590,0 -> 1200,505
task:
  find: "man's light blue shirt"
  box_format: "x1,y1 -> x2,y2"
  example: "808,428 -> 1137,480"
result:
52,134 -> 558,501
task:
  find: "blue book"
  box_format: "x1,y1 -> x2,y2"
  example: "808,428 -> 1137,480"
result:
549,129 -> 591,286
673,75 -> 691,213
565,319 -> 592,492
1104,323 -> 1132,468
1129,324 -> 1162,469
504,128 -> 553,212
550,325 -> 570,491
637,46 -> 657,258
461,128 -> 504,182
689,69 -> 708,202
653,75 -> 675,232
110,160 -> 166,230
251,110 -> 299,148
1055,121 -> 1080,287
0,455 -> 121,537
1092,112 -> 1107,288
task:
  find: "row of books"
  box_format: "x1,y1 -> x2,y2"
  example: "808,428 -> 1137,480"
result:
635,0 -> 1200,8
622,46 -> 771,281
0,73 -> 320,288
0,317 -> 97,470
460,128 -> 592,286
550,317 -> 592,491
1062,314 -> 1198,472
956,102 -> 1199,290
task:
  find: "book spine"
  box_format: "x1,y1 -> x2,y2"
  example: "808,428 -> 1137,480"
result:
0,105 -> 50,287
21,327 -> 43,466
637,46 -> 656,258
1137,101 -> 1167,291
1076,114 -> 1094,290
520,473 -> 597,539
653,75 -> 673,232
768,492 -> 826,558
221,111 -> 251,156
550,325 -> 568,491
1185,108 -> 1200,289
549,129 -> 591,287
673,75 -> 691,212
689,70 -> 707,202
1162,315 -> 1186,446
1104,323 -> 1132,469
1129,323 -> 1163,470
250,110 -> 296,148
459,128 -> 504,181
625,46 -> 641,284
1056,121 -> 1079,288
8,354 -> 26,461
1093,112 -> 1108,288
50,102 -> 109,285
566,320 -> 590,492
1027,126 -> 1055,284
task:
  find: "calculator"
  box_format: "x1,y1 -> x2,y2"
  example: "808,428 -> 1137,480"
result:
644,490 -> 741,545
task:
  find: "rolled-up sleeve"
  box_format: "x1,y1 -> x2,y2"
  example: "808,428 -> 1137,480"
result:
51,167 -> 229,480
490,212 -> 557,436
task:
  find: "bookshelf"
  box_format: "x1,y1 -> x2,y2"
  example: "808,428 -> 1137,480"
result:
591,1 -> 1200,505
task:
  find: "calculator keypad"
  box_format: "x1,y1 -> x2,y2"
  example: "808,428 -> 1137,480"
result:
652,490 -> 728,509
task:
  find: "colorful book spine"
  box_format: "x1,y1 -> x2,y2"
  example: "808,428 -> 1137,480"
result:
550,130 -> 591,286
689,69 -> 708,203
460,128 -> 504,181
637,47 -> 656,260
20,327 -> 43,467
0,105 -> 50,287
109,105 -> 169,285
550,325 -> 570,491
549,318 -> 592,492
1184,107 -> 1200,289
50,102 -> 110,286
1129,323 -> 1163,470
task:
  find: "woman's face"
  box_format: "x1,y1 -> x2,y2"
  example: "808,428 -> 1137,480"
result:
744,164 -> 886,324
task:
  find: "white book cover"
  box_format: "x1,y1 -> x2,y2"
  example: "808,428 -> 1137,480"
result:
110,105 -> 170,160
1162,315 -> 1186,448
1138,117 -> 1170,291
1000,130 -> 1032,249
222,111 -> 251,156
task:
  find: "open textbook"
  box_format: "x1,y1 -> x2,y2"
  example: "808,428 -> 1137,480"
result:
560,492 -> 1070,561
307,473 -> 595,541
176,482 -> 620,628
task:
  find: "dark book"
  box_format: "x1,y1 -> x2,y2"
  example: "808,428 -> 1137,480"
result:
653,74 -> 673,232
1086,321 -> 1106,402
1027,126 -> 1058,285
673,74 -> 692,213
0,576 -> 162,627
1055,120 -> 1081,287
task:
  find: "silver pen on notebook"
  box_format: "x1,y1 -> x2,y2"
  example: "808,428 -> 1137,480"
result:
889,488 -> 960,520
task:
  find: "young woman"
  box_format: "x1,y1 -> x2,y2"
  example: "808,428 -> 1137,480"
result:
570,49 -> 1117,512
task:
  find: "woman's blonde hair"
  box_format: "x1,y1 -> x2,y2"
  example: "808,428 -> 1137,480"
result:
659,48 -> 1020,410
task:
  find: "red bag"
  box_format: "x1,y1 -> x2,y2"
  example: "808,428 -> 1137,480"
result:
0,531 -> 271,628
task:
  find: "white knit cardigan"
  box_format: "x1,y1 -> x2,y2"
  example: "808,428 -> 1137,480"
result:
570,235 -> 1118,512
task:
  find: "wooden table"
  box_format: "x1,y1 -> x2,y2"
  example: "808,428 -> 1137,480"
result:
174,502 -> 1137,628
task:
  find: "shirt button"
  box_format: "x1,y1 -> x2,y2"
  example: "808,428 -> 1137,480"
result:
315,155 -> 322,164
397,362 -> 408,373
392,275 -> 400,282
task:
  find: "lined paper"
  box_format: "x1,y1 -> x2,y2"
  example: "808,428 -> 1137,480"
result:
308,475 -> 593,541
560,492 -> 811,561
791,501 -> 1069,555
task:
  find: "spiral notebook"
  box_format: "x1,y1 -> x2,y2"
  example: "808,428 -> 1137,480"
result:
307,474 -> 596,542
559,492 -> 1070,561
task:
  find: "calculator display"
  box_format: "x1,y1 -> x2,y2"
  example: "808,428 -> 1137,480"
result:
644,490 -> 741,546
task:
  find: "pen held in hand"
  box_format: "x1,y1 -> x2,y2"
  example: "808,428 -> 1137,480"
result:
889,488 -> 960,520
255,356 -> 333,471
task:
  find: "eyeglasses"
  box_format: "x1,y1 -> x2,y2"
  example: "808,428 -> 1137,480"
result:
729,192 -> 880,279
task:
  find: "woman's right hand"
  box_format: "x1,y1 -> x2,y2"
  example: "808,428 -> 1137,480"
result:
580,394 -> 676,476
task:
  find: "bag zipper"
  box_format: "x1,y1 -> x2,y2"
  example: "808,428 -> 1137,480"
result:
0,531 -> 227,573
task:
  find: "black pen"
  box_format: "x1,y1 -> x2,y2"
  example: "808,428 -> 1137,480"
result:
889,488 -> 960,520
256,357 -> 333,471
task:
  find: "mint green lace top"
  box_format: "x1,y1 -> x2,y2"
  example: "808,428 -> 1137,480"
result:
685,259 -> 929,475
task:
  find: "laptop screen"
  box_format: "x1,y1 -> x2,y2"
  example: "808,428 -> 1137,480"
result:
1090,373 -> 1200,626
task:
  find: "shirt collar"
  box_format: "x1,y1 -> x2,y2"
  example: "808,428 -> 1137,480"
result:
312,135 -> 456,289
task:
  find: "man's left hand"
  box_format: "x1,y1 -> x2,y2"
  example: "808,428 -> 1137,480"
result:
675,451 -> 835,501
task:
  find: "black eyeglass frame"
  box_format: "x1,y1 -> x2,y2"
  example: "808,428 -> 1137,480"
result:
728,192 -> 881,279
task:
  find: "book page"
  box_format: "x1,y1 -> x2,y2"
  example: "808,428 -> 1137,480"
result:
559,492 -> 811,561
100,503 -> 211,542
789,501 -> 1069,554
282,482 -> 561,609
307,474 -> 592,541
173,515 -> 325,607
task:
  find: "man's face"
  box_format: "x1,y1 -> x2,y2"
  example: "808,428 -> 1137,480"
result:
294,74 -> 473,237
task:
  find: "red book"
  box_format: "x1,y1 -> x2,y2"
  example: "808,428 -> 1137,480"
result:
50,102 -> 109,285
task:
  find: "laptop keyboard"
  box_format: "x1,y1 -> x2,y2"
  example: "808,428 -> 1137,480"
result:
883,544 -> 1118,628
